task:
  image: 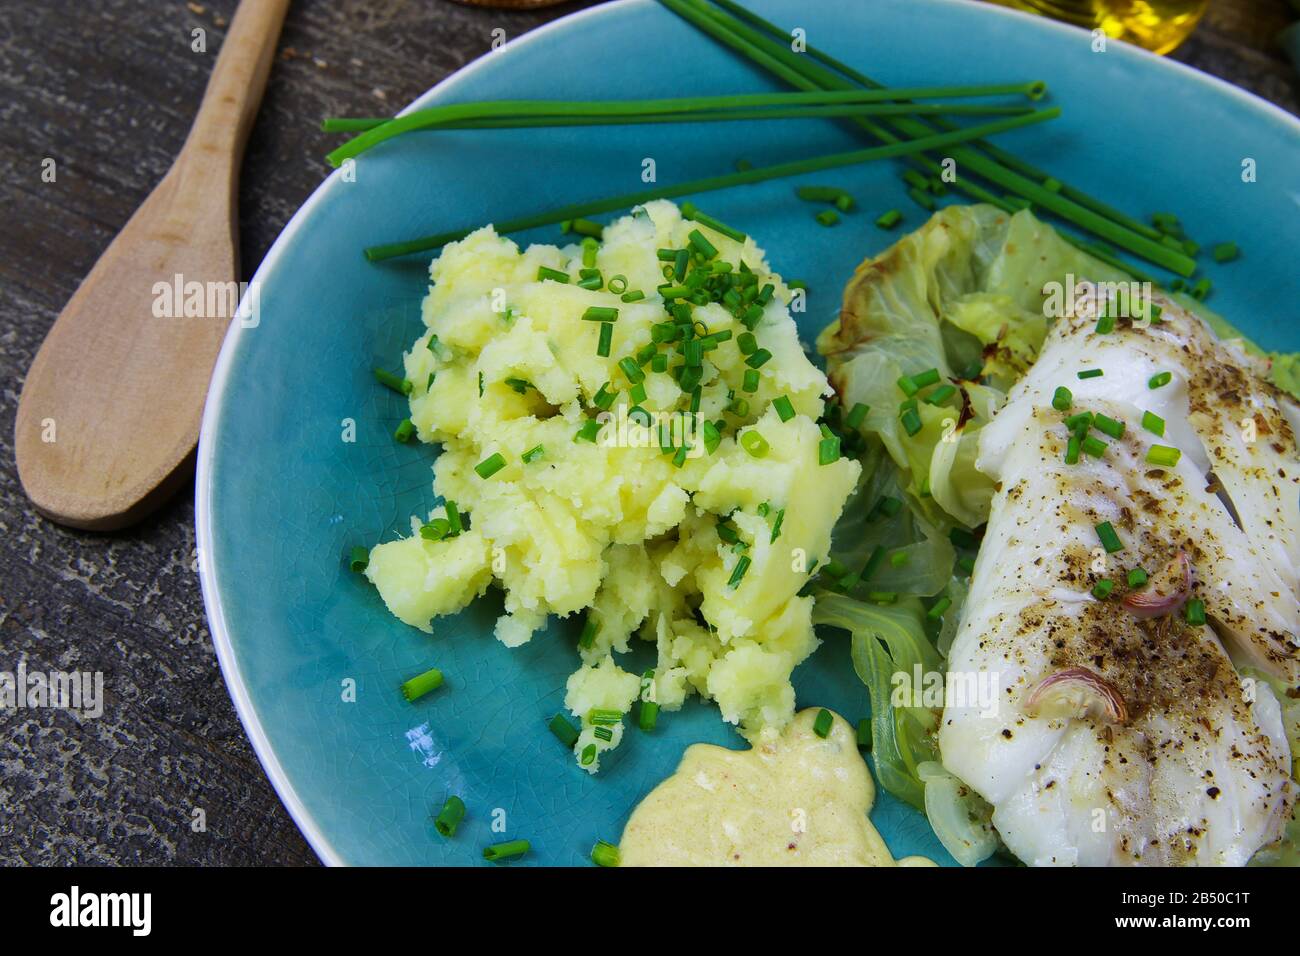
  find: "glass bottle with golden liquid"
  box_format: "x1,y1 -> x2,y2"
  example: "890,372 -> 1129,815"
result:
988,0 -> 1210,54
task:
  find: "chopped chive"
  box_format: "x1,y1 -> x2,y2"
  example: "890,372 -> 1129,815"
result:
596,321 -> 613,357
638,698 -> 659,731
1146,444 -> 1181,467
688,228 -> 719,258
579,616 -> 598,649
1081,435 -> 1107,458
618,356 -> 645,384
889,551 -> 908,567
1127,567 -> 1148,588
1148,371 -> 1172,389
875,208 -> 903,230
1095,521 -> 1124,554
439,502 -> 460,538
434,795 -> 466,837
673,249 -> 689,281
814,209 -> 840,226
745,348 -> 772,369
796,184 -> 854,205
374,367 -> 413,395
868,591 -> 898,603
420,518 -> 450,541
812,708 -> 833,738
1094,314 -> 1116,335
1185,598 -> 1206,626
773,395 -> 796,422
394,418 -> 416,443
770,507 -> 785,543
1064,411 -> 1094,431
817,435 -> 841,464
483,839 -> 530,862
1051,386 -> 1072,411
737,331 -> 758,355
591,840 -> 621,867
742,368 -> 760,392
348,546 -> 369,573
1141,411 -> 1165,436
702,420 -> 722,455
582,306 -> 619,322
896,375 -> 919,397
727,554 -> 752,589
1191,277 -> 1212,301
740,430 -> 770,458
588,708 -> 622,726
957,555 -> 976,575
900,407 -> 923,436
1065,434 -> 1081,465
537,266 -> 569,283
1212,242 -> 1238,263
1093,414 -> 1125,439
569,217 -> 604,238
1077,368 -> 1104,380
845,401 -> 870,428
927,596 -> 952,620
621,289 -> 645,303
859,545 -> 887,583
1091,579 -> 1115,600
911,368 -> 941,388
592,382 -> 618,411
908,185 -> 936,210
924,384 -> 956,406
400,667 -> 444,702
475,452 -> 506,479
593,725 -> 614,742
580,743 -> 596,766
521,443 -> 545,464
574,419 -> 603,443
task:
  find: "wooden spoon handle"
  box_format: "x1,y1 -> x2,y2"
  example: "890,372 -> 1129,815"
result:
186,0 -> 293,162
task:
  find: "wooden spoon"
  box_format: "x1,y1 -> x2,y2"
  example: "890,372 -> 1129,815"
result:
14,0 -> 291,531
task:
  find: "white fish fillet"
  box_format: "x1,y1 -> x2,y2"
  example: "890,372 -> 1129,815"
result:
939,296 -> 1298,866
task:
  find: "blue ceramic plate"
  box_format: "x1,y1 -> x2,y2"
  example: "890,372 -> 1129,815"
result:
196,0 -> 1300,865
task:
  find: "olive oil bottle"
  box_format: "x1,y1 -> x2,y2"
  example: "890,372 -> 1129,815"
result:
989,0 -> 1210,54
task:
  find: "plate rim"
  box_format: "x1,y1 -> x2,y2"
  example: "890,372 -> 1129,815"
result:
195,0 -> 1300,868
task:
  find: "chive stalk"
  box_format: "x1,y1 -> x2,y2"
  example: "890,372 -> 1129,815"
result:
659,0 -> 1194,276
365,109 -> 1059,260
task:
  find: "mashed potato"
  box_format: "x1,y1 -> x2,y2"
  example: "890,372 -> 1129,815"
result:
366,200 -> 859,770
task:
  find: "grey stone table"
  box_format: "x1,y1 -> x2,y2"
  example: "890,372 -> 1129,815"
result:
1,0 -> 1296,866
